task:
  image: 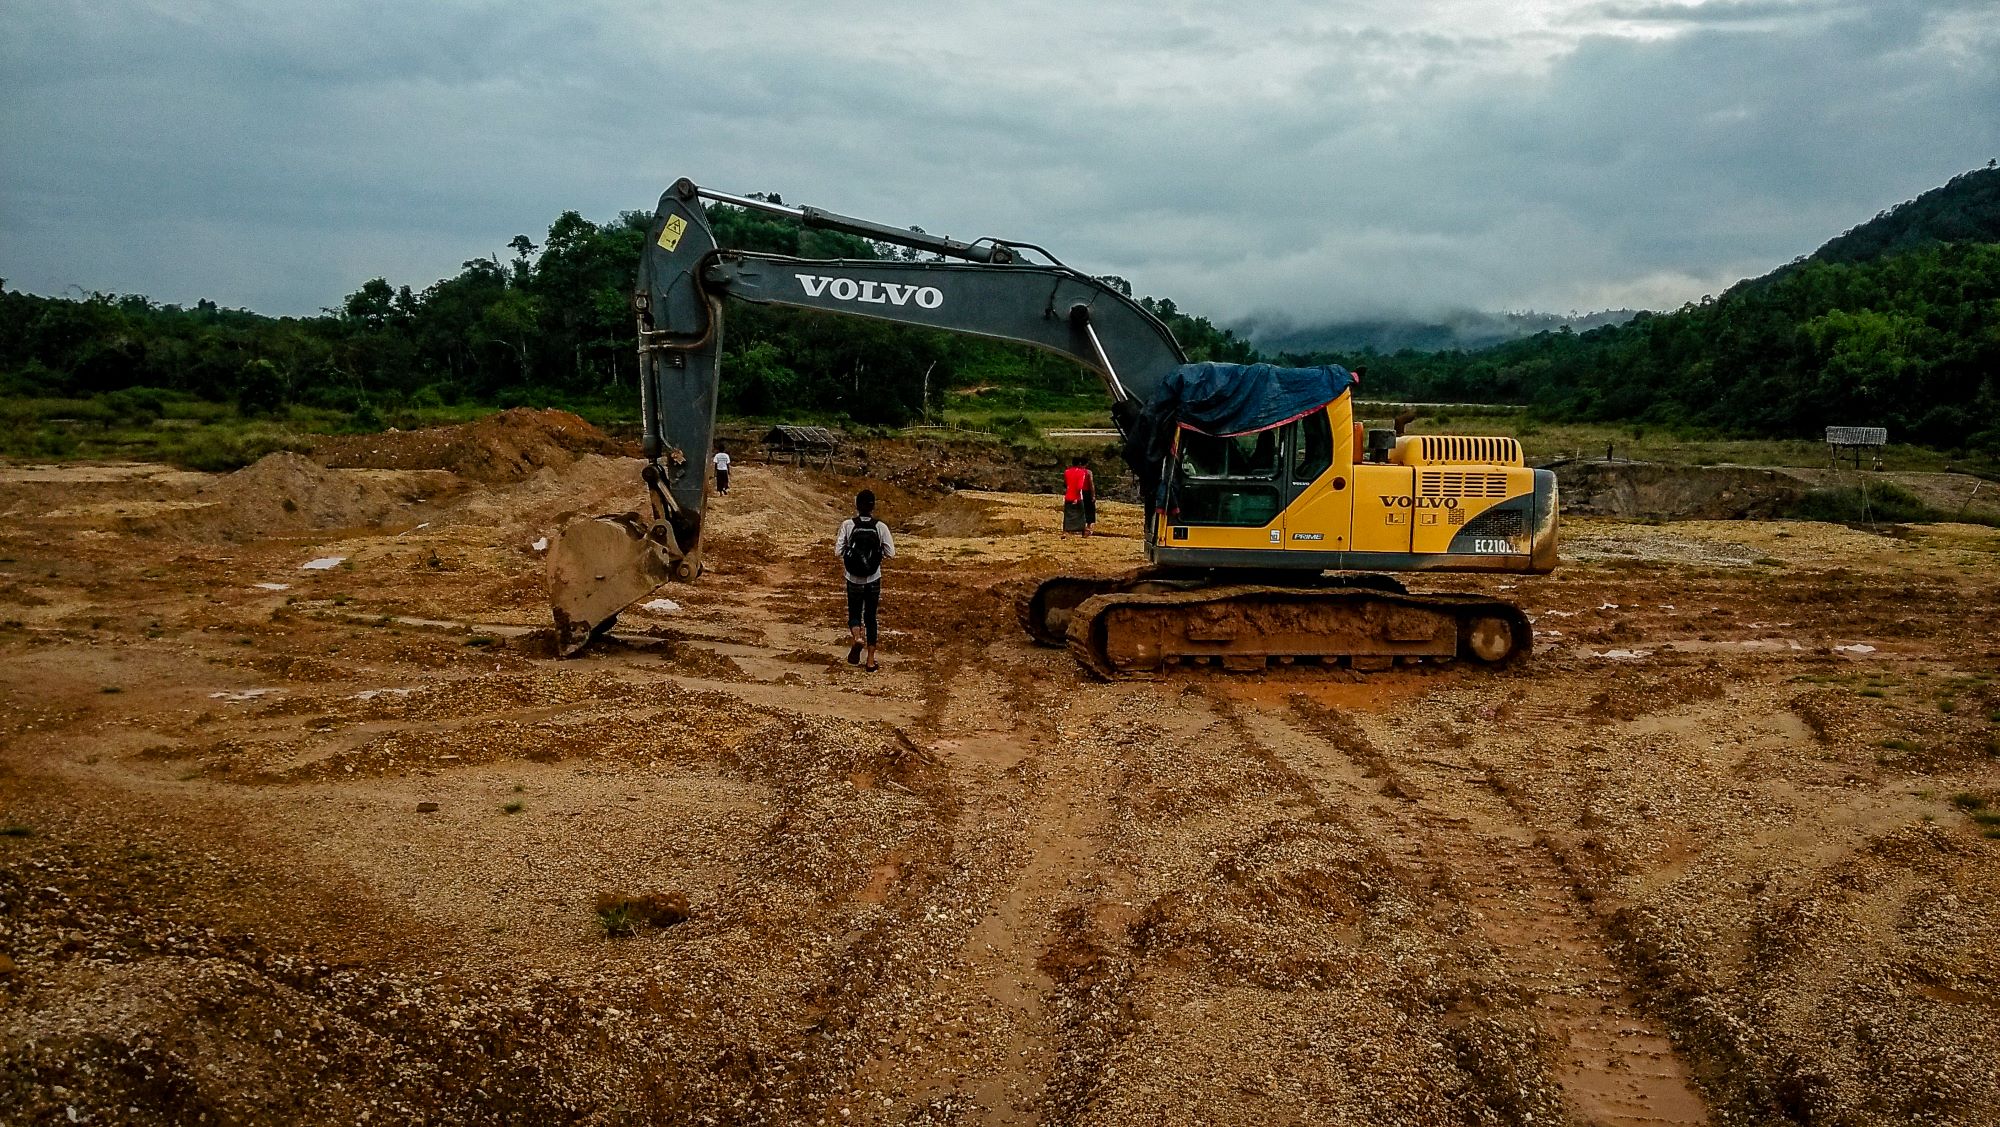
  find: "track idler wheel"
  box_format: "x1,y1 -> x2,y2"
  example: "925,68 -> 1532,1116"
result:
1463,614 -> 1519,663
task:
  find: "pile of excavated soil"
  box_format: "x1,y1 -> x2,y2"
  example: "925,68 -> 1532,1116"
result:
170,453 -> 467,541
311,408 -> 635,484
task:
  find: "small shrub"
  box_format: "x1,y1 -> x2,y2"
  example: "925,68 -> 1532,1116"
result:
502,801 -> 524,814
1950,792 -> 1988,811
0,826 -> 33,838
593,890 -> 691,938
595,901 -> 641,938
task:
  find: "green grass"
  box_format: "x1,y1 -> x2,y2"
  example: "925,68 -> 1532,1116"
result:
1785,482 -> 1979,526
0,825 -> 34,838
0,390 -> 642,472
9,384 -> 1996,484
940,386 -> 1111,432
595,901 -> 640,938
1949,792 -> 1988,811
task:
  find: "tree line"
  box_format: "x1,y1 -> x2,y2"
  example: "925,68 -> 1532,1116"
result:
0,201 -> 1255,427
5,167 -> 1996,455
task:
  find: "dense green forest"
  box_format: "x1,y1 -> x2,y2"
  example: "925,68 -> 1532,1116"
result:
1309,167 -> 2000,455
0,199 -> 1253,432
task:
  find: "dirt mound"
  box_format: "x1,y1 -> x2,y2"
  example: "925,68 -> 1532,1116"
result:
169,452 -> 464,540
311,408 -> 634,484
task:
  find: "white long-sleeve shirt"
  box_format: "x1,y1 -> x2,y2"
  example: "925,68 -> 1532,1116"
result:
835,516 -> 896,584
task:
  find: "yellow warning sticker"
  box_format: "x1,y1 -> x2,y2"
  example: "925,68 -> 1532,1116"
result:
657,214 -> 688,252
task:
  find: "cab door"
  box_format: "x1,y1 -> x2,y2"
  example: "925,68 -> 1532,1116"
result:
1281,409 -> 1343,552
1164,426 -> 1288,552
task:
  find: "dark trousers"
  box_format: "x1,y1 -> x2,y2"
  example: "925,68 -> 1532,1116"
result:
715,469 -> 730,494
846,580 -> 880,644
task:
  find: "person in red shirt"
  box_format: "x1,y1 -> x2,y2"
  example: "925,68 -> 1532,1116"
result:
1062,457 -> 1096,536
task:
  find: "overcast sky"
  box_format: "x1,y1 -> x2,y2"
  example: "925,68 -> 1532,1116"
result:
3,1 -> 1996,330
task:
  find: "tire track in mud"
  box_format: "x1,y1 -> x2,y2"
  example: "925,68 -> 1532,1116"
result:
1027,687 -> 1211,1126
828,630 -> 1138,1123
1248,697 -> 1711,1127
951,669 -> 1155,1125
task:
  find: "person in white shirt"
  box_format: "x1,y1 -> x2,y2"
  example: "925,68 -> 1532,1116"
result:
712,448 -> 732,495
834,489 -> 896,671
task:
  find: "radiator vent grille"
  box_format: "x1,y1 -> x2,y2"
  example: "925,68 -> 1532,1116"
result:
1419,470 -> 1511,498
1405,435 -> 1524,467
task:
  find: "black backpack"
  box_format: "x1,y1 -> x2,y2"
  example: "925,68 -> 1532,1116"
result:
842,516 -> 883,576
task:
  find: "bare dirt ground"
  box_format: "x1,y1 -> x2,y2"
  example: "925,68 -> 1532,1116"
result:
3,411 -> 1998,1126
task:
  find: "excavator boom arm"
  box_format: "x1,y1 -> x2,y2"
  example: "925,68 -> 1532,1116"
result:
632,177 -> 1182,535
550,178 -> 1184,656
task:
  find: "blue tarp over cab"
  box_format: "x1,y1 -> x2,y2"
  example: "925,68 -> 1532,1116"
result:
1121,362 -> 1354,514
1148,362 -> 1354,439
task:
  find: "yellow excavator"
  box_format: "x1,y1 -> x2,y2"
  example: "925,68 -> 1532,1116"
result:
548,180 -> 1557,677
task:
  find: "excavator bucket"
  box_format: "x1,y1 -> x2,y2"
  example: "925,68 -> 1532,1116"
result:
546,513 -> 677,657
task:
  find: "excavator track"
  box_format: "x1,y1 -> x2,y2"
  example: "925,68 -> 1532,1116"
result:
1017,567 -> 1195,645
1020,570 -> 1412,648
1062,584 -> 1531,680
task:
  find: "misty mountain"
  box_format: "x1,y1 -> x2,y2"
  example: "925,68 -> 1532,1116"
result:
1239,308 -> 1638,357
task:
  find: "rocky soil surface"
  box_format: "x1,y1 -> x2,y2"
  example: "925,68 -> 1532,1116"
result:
2,411 -> 1997,1125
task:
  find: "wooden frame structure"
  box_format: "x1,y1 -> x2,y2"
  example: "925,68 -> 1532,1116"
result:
762,425 -> 839,468
1825,426 -> 1887,469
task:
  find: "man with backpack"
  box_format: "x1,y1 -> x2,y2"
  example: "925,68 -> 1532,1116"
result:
835,489 -> 895,671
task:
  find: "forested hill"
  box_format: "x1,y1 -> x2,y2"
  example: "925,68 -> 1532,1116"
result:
1788,165 -> 2000,271
1329,166 -> 2000,456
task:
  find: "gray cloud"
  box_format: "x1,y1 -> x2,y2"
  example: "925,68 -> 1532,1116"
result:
2,0 -> 1995,326
1598,0 -> 1847,26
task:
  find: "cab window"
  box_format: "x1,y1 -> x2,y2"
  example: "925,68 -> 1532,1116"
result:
1173,427 -> 1285,526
